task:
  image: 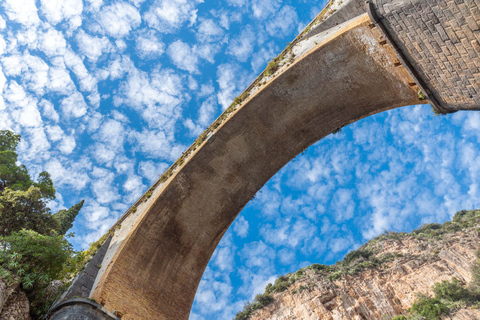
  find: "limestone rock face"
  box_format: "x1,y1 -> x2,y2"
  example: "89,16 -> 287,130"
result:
250,228 -> 480,320
0,279 -> 31,320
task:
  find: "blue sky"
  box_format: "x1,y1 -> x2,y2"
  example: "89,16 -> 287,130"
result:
1,0 -> 480,318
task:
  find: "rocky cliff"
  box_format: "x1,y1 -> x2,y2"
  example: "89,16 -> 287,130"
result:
245,210 -> 480,320
0,278 -> 30,320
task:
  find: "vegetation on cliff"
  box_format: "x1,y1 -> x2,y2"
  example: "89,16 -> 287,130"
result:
234,209 -> 480,320
0,130 -> 84,318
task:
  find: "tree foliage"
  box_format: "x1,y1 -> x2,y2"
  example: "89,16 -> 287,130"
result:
0,187 -> 59,237
408,295 -> 448,320
0,130 -> 85,318
0,130 -> 55,199
433,278 -> 476,302
0,229 -> 73,317
53,200 -> 84,235
0,130 -> 31,193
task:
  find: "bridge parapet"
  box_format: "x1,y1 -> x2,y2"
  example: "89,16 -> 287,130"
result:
370,0 -> 480,113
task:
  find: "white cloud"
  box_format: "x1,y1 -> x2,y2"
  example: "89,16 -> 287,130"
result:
135,29 -> 165,59
2,0 -> 40,26
84,0 -> 103,13
83,200 -> 110,223
123,175 -> 145,203
76,30 -> 112,62
46,125 -> 64,142
45,157 -> 92,191
197,96 -> 217,126
0,36 -> 6,55
60,91 -> 88,118
3,81 -> 42,128
38,28 -> 67,57
40,100 -> 60,122
216,63 -> 250,109
196,19 -> 224,43
0,16 -> 6,29
167,40 -> 199,73
48,67 -> 77,94
64,50 -> 98,93
92,143 -> 117,165
233,216 -> 249,238
129,129 -> 185,160
96,2 -> 141,38
251,0 -> 281,20
90,118 -> 126,165
241,241 -> 275,268
266,5 -> 298,38
91,166 -> 120,204
138,160 -> 169,182
184,118 -> 203,137
58,135 -> 76,154
145,0 -> 200,33
39,0 -> 83,27
331,188 -> 355,222
198,83 -> 214,98
227,26 -> 255,62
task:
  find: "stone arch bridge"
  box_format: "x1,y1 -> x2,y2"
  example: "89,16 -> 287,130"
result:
49,0 -> 480,319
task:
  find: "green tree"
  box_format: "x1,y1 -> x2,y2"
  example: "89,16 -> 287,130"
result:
34,171 -> 55,200
0,130 -> 55,199
0,187 -> 59,237
0,130 -> 32,193
53,200 -> 84,235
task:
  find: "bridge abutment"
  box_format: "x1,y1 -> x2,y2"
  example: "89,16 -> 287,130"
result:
370,0 -> 480,112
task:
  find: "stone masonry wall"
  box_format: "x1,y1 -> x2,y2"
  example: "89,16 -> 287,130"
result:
372,0 -> 480,112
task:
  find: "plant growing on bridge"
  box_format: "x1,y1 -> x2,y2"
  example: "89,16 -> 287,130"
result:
265,59 -> 279,76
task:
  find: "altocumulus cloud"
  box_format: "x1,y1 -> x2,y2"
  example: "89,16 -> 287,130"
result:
1,0 -> 480,319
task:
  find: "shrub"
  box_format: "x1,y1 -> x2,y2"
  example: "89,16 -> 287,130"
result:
0,229 -> 73,317
309,263 -> 334,273
268,276 -> 289,293
234,293 -> 273,320
392,316 -> 407,320
433,278 -> 475,302
339,248 -> 373,267
254,293 -> 273,306
471,250 -> 480,292
408,295 -> 449,320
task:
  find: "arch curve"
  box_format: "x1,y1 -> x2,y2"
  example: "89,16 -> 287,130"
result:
90,14 -> 423,320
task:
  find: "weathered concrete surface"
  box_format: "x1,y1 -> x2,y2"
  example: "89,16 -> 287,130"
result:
49,299 -> 119,320
90,14 -> 422,320
57,235 -> 112,303
302,0 -> 366,40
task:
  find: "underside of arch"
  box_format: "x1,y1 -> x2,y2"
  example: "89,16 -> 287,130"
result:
89,13 -> 423,320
